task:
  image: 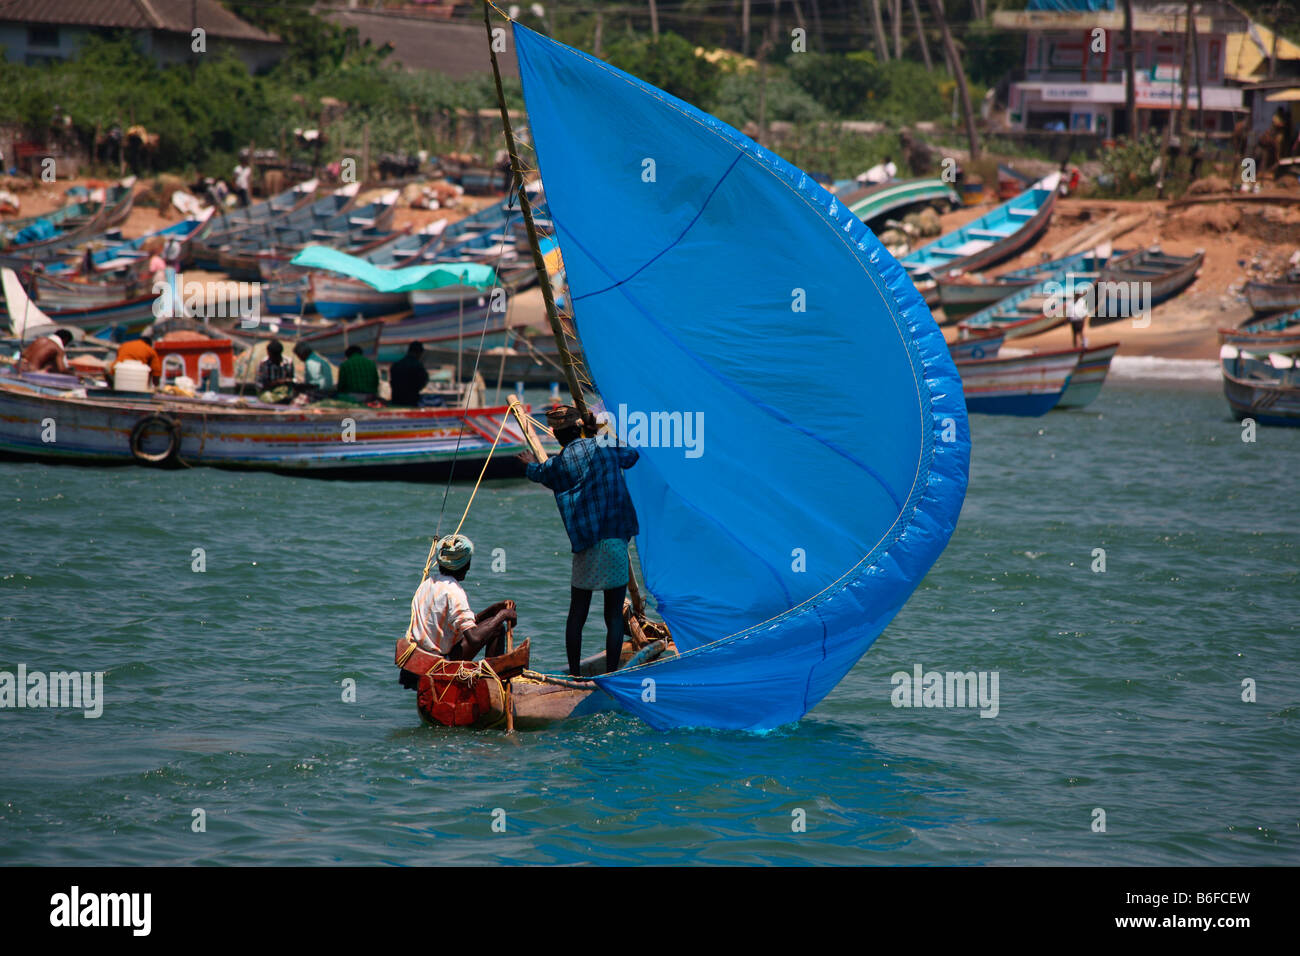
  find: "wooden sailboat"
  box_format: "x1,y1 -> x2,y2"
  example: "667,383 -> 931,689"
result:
392,6 -> 969,733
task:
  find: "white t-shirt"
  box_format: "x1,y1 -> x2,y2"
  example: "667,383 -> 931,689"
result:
406,573 -> 476,655
234,165 -> 251,191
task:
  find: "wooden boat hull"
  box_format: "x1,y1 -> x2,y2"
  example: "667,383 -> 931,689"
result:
841,177 -> 958,224
1244,280 -> 1300,315
957,349 -> 1078,416
0,381 -> 531,475
1091,248 -> 1203,323
900,183 -> 1057,282
948,331 -> 1004,361
1220,307 -> 1300,354
1056,342 -> 1118,409
310,273 -> 409,319
937,277 -> 1037,317
1222,372 -> 1300,426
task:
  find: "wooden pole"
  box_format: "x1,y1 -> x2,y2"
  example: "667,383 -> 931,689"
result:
929,0 -> 979,160
1191,6 -> 1204,136
870,0 -> 891,63
1123,0 -> 1137,138
909,0 -> 932,70
483,2 -> 588,418
503,622 -> 515,733
1178,4 -> 1192,139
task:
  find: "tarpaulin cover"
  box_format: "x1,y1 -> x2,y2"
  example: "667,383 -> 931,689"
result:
290,245 -> 498,292
513,24 -> 969,731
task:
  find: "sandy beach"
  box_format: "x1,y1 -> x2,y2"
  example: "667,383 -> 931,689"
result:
8,174 -> 1299,361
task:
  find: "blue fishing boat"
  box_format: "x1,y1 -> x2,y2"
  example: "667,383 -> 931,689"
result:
461,20 -> 968,732
899,180 -> 1058,298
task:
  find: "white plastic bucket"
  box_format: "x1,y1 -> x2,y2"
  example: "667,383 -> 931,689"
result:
114,359 -> 152,392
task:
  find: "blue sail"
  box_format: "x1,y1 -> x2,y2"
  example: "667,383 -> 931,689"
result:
514,24 -> 970,731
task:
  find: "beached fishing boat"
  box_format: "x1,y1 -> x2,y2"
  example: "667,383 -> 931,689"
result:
948,330 -> 1004,361
212,186 -> 370,279
1219,307 -> 1300,354
937,248 -> 1119,319
1244,279 -> 1300,314
1090,247 -> 1203,323
45,213 -> 214,275
956,277 -> 1075,340
956,349 -> 1079,416
839,177 -> 957,225
393,15 -> 969,733
30,271 -> 145,310
1220,345 -> 1300,427
190,179 -> 322,268
4,265 -> 158,338
1055,342 -> 1119,409
0,200 -> 107,258
899,179 -> 1058,296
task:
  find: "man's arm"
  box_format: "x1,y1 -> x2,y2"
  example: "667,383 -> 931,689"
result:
618,445 -> 640,468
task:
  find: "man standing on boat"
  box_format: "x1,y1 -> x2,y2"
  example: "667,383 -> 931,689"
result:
520,405 -> 639,677
389,341 -> 429,406
406,534 -> 517,665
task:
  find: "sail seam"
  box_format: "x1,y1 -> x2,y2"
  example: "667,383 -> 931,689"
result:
571,154 -> 743,303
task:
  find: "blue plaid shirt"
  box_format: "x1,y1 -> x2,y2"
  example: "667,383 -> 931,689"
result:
526,438 -> 639,553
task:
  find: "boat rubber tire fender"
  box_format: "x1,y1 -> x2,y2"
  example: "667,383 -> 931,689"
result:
129,413 -> 181,464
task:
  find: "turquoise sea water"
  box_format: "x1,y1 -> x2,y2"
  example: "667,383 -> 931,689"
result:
1,378 -> 1297,865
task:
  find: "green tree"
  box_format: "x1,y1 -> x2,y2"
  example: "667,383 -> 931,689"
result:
603,31 -> 721,109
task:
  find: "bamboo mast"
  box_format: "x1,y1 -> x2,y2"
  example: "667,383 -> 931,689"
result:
482,1 -> 588,418
486,5 -> 654,630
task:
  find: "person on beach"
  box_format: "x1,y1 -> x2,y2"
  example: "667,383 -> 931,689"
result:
233,162 -> 252,208
256,339 -> 294,392
293,341 -> 333,397
1067,296 -> 1088,349
389,341 -> 429,406
520,404 -> 639,677
19,329 -> 74,374
109,335 -> 162,387
406,535 -> 517,665
336,344 -> 379,401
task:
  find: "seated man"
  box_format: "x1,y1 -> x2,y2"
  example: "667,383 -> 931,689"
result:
389,341 -> 429,406
293,341 -> 333,398
19,329 -> 75,374
108,335 -> 162,387
336,344 -> 379,401
256,339 -> 294,392
406,534 -> 517,668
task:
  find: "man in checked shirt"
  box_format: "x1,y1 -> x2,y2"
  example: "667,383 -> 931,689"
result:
521,405 -> 639,677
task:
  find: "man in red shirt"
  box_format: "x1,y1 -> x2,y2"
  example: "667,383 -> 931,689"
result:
108,335 -> 163,387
